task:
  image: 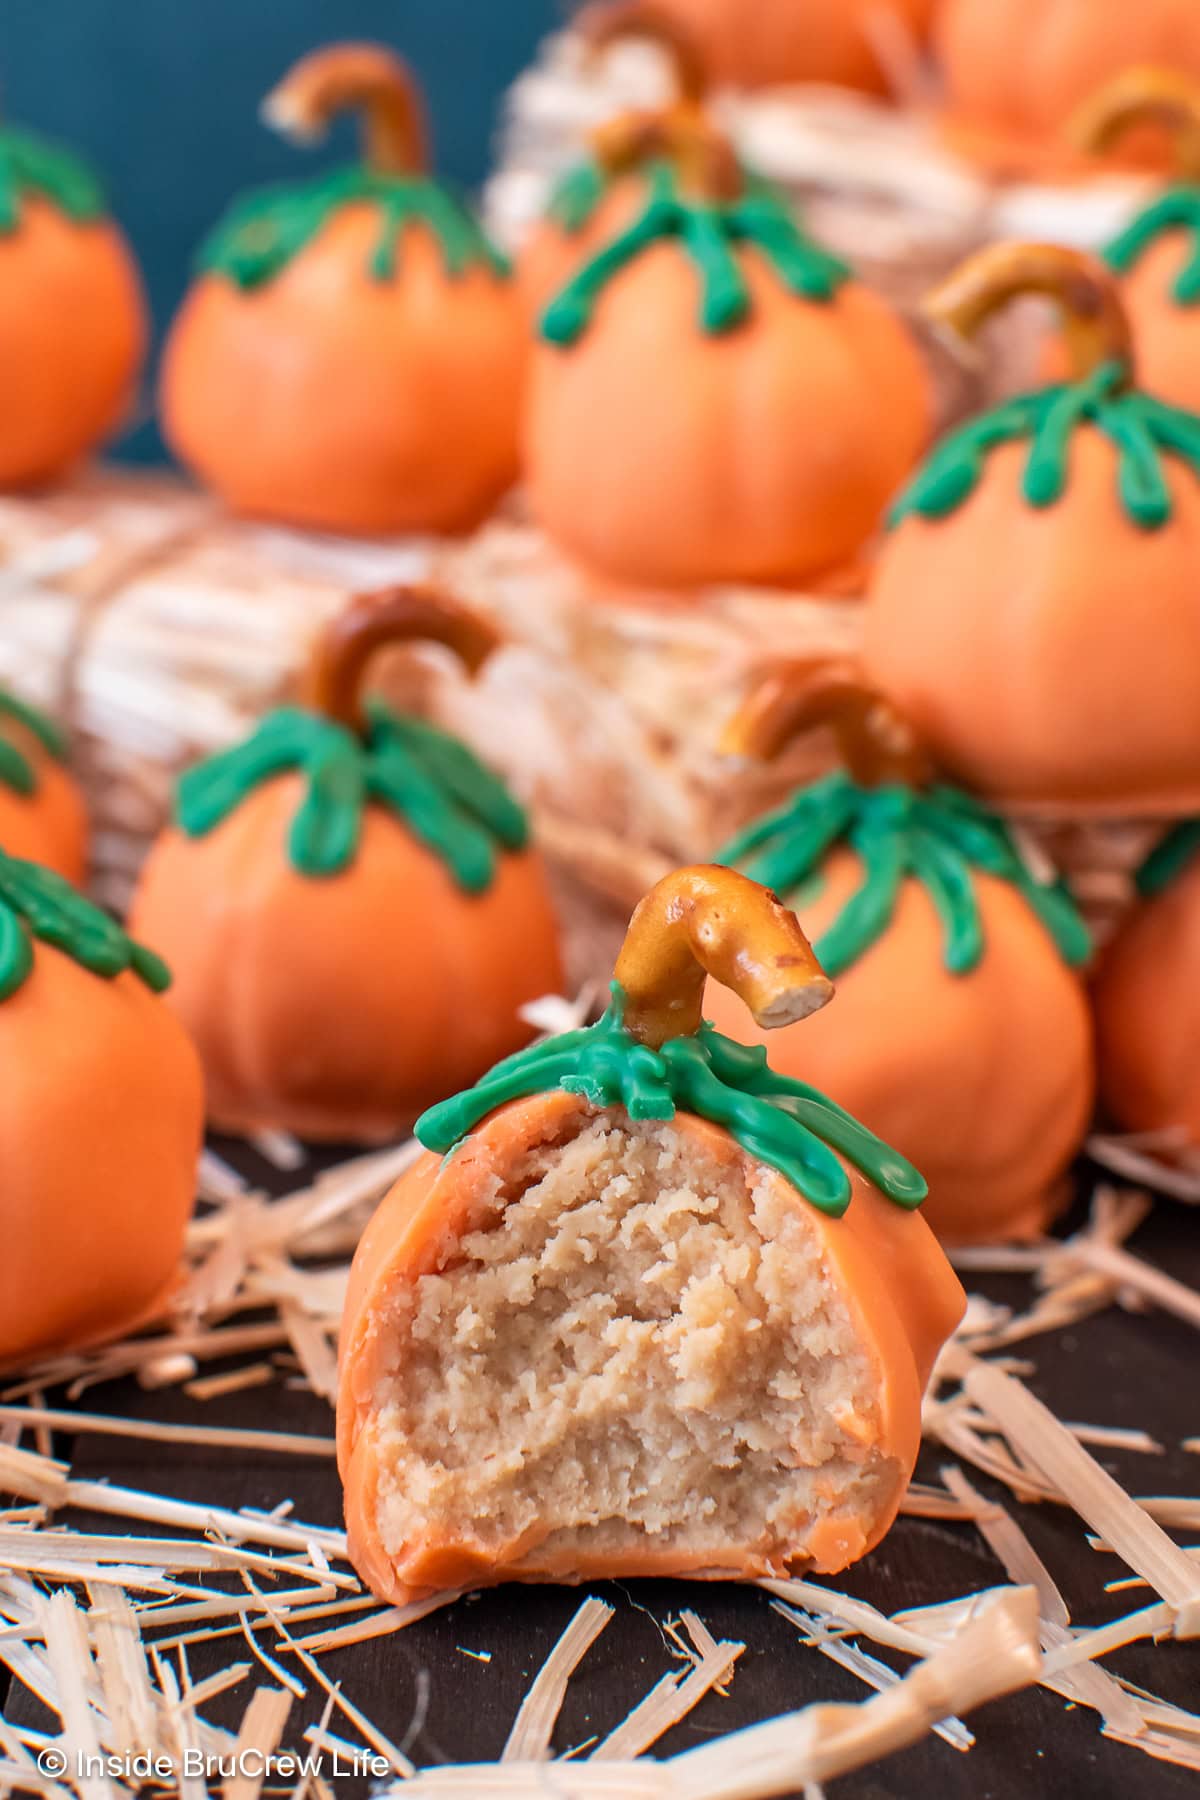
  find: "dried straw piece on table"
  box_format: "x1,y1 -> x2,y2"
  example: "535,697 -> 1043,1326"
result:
225,1687 -> 293,1800
591,1614 -> 744,1761
0,1402 -> 335,1459
502,1597 -> 614,1762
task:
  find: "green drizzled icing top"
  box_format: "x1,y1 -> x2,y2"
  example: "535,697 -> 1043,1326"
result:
0,690 -> 68,798
0,126 -> 107,231
546,155 -> 612,236
717,772 -> 1091,979
1107,188 -> 1200,305
541,161 -> 849,345
889,360 -> 1200,531
197,167 -> 509,290
176,701 -> 527,891
417,983 -> 927,1219
1138,819 -> 1200,897
0,850 -> 168,1002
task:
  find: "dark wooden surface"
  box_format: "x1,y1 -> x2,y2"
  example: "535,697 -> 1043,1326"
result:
5,1154 -> 1200,1797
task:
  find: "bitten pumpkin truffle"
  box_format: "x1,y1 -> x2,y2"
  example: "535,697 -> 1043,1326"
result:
0,109 -> 145,487
706,665 -> 1094,1245
1093,823 -> 1200,1144
524,84 -> 930,591
161,43 -> 523,536
129,588 -> 563,1143
863,243 -> 1200,815
0,850 -> 202,1366
338,866 -> 964,1604
0,689 -> 87,882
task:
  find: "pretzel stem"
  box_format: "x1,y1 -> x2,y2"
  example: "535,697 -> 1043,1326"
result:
925,243 -> 1135,384
1071,66 -> 1200,183
723,660 -> 934,789
300,588 -> 498,735
262,43 -> 428,176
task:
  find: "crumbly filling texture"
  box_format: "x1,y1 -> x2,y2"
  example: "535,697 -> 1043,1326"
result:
372,1113 -> 898,1569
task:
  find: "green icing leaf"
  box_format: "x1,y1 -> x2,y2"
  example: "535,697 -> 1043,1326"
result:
1138,819 -> 1200,897
1106,185 -> 1200,305
176,702 -> 528,893
546,156 -> 610,235
0,689 -> 69,799
890,361 -> 1200,532
540,162 -> 848,345
197,166 -> 510,290
718,773 -> 1091,978
0,125 -> 107,232
0,851 -> 169,1002
417,983 -> 928,1219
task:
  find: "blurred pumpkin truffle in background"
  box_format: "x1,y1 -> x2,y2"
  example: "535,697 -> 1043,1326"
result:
0,690 -> 87,882
706,666 -> 1094,1245
129,588 -> 563,1143
1093,823 -> 1200,1146
647,0 -> 933,95
524,78 -> 931,591
864,242 -> 1200,815
338,865 -> 964,1604
161,43 -> 523,536
0,109 -> 145,487
0,850 -> 202,1366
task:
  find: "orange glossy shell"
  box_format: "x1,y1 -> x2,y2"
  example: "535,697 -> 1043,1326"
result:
518,184 -> 644,326
704,850 -> 1095,1244
0,200 -> 145,488
525,245 -> 931,590
1109,236 -> 1200,416
0,944 -> 203,1366
650,0 -> 934,94
936,0 -> 1200,175
160,209 -> 524,537
337,1091 -> 965,1603
1093,852 -> 1200,1139
862,428 -> 1200,815
0,722 -> 88,883
127,778 -> 565,1142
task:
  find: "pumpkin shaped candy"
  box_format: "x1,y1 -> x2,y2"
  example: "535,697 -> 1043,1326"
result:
129,588 -> 563,1143
1093,822 -> 1200,1144
0,688 -> 87,882
864,243 -> 1200,815
706,666 -> 1095,1245
338,865 -> 964,1603
0,850 -> 203,1365
0,109 -> 145,487
647,0 -> 935,96
161,44 -> 522,536
525,95 -> 931,590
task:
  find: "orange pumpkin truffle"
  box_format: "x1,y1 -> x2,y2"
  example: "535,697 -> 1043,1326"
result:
0,115 -> 145,487
863,242 -> 1200,816
1093,823 -> 1200,1142
129,588 -> 563,1143
0,851 -> 203,1366
0,690 -> 87,882
524,102 -> 930,591
704,665 -> 1095,1244
161,44 -> 523,536
338,866 -> 964,1604
649,0 -> 934,95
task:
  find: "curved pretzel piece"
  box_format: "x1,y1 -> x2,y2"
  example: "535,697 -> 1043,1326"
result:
582,0 -> 708,105
1071,66 -> 1200,183
722,660 -> 933,789
615,865 -> 833,1049
301,587 -> 499,735
925,242 -> 1135,384
262,43 -> 428,175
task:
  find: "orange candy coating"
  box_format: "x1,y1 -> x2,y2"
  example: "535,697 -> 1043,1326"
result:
1107,234 -> 1200,416
0,720 -> 88,884
128,778 -> 564,1142
0,944 -> 203,1366
704,849 -> 1095,1244
648,0 -> 934,95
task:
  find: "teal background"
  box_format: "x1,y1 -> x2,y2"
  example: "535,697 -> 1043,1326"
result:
0,0 -> 559,459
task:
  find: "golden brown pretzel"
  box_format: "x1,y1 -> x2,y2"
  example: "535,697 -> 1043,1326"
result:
582,0 -> 708,104
262,42 -> 428,175
722,660 -> 933,789
925,242 -> 1135,383
1071,66 -> 1200,182
300,587 -> 499,734
614,864 -> 833,1048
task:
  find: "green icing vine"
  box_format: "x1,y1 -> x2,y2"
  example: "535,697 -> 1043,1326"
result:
717,771 -> 1090,979
0,690 -> 68,798
1138,819 -> 1200,897
541,161 -> 849,344
0,126 -> 107,232
417,982 -> 927,1219
0,850 -> 168,1002
546,155 -> 611,236
198,166 -> 510,290
1106,187 -> 1200,305
177,701 -> 527,892
889,360 -> 1200,531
